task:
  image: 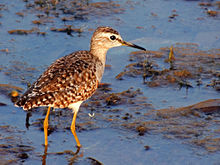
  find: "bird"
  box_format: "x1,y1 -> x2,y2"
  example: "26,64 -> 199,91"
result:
15,26 -> 146,148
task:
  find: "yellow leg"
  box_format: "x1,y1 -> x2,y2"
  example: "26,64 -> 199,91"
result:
43,107 -> 51,146
71,111 -> 81,148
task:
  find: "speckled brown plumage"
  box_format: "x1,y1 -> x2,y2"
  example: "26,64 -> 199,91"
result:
15,50 -> 100,110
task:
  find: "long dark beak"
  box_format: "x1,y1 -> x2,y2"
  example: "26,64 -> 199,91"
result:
121,40 -> 146,51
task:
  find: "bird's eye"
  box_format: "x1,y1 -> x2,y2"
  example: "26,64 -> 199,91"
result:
110,35 -> 116,40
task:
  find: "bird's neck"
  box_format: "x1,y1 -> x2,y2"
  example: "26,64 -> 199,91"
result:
90,44 -> 109,82
90,46 -> 108,66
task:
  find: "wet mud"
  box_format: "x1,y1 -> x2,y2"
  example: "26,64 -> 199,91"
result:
0,0 -> 220,164
117,43 -> 220,91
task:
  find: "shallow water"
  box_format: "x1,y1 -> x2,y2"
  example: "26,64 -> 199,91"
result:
0,0 -> 220,164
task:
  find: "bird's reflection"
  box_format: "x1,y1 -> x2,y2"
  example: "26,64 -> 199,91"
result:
42,145 -> 47,165
25,110 -> 83,164
42,145 -> 82,165
25,111 -> 32,129
25,111 -> 82,164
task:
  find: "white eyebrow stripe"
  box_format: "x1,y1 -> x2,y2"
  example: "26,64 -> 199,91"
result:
98,32 -> 123,40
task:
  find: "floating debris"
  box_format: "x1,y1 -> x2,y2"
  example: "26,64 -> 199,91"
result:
168,10 -> 179,20
15,12 -> 25,17
87,157 -> 103,165
8,28 -> 46,35
144,145 -> 150,151
136,125 -> 147,136
0,84 -> 23,91
61,16 -> 75,22
177,79 -> 193,90
199,2 -> 212,7
105,93 -> 122,106
8,29 -> 34,35
207,10 -> 219,17
0,102 -> 7,106
169,13 -> 178,19
17,153 -> 29,159
0,48 -> 9,53
50,26 -> 82,36
206,79 -> 220,91
167,45 -> 175,64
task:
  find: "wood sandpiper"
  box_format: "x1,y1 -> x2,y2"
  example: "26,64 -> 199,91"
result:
15,26 -> 146,148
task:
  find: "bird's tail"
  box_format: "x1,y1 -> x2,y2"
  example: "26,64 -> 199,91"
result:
14,91 -> 31,110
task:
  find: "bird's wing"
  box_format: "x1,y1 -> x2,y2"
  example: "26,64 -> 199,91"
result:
15,51 -> 100,110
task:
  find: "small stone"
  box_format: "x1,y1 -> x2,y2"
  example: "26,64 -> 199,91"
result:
17,153 -> 28,159
136,125 -> 147,136
144,145 -> 150,150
